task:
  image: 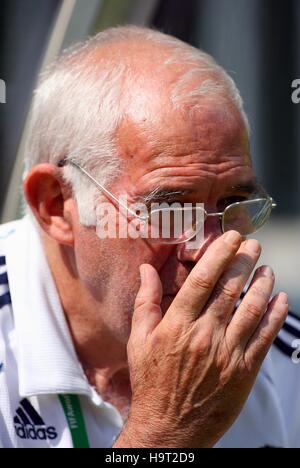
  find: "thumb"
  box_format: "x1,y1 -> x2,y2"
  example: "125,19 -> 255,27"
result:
132,264 -> 163,339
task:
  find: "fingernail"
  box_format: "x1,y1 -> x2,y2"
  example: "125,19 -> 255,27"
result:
246,239 -> 261,254
260,266 -> 274,278
278,292 -> 288,305
224,231 -> 241,246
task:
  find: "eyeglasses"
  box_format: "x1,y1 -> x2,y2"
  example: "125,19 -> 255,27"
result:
58,158 -> 277,244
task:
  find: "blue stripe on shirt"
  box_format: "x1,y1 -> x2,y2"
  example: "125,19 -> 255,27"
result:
0,257 -> 11,309
288,310 -> 300,322
274,337 -> 294,359
0,272 -> 8,285
283,322 -> 300,340
0,292 -> 11,309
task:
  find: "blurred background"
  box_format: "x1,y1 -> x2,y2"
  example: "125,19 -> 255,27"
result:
0,0 -> 299,310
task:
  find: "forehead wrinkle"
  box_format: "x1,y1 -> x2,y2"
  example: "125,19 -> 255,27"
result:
123,120 -> 250,173
128,160 -> 254,202
137,158 -> 252,181
126,136 -> 251,174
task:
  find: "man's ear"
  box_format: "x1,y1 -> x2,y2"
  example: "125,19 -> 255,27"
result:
23,164 -> 75,246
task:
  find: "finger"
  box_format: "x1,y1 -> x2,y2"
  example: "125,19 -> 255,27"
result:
226,266 -> 275,351
132,264 -> 163,339
166,231 -> 242,322
245,293 -> 289,368
202,239 -> 261,322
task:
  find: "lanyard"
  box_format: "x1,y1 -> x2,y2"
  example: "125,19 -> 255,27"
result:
59,394 -> 90,448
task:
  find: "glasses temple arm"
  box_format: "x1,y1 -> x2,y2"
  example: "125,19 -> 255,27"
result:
67,160 -> 147,220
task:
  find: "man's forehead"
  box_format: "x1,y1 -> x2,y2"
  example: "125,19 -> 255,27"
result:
116,87 -> 251,202
118,95 -> 249,160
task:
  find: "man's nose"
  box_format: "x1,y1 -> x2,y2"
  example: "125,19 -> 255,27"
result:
176,217 -> 222,264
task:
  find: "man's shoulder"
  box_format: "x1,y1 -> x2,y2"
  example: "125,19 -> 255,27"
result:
0,219 -> 21,243
0,219 -> 23,260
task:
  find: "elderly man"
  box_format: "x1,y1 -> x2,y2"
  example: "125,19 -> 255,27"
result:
0,26 -> 298,448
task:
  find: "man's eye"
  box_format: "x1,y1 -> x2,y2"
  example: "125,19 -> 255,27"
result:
217,196 -> 248,211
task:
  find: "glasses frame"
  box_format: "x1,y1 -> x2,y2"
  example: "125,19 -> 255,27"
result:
58,158 -> 277,242
212,197 -> 277,236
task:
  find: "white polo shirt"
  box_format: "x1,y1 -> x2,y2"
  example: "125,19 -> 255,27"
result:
0,217 -> 123,448
0,217 -> 299,448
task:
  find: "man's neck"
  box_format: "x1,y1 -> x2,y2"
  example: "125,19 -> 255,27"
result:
42,234 -> 131,413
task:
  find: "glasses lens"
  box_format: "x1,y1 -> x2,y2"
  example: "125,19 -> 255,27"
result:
223,198 -> 272,236
144,206 -> 205,244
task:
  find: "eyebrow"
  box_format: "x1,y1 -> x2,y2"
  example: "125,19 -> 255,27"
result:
230,178 -> 265,195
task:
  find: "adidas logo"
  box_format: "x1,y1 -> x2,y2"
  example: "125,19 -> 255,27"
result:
14,399 -> 58,441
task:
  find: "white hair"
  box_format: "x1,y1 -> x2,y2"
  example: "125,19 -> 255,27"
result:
24,25 -> 249,226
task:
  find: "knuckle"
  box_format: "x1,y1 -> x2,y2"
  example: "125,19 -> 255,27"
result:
189,269 -> 215,291
255,330 -> 273,349
214,280 -> 241,302
244,301 -> 264,320
132,304 -> 145,321
190,334 -> 213,357
134,294 -> 150,310
189,324 -> 216,356
134,297 -> 159,313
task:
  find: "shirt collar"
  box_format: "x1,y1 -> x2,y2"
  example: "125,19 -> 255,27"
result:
5,216 -> 102,404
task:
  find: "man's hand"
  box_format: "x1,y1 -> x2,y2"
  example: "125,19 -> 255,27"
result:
114,231 -> 288,448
